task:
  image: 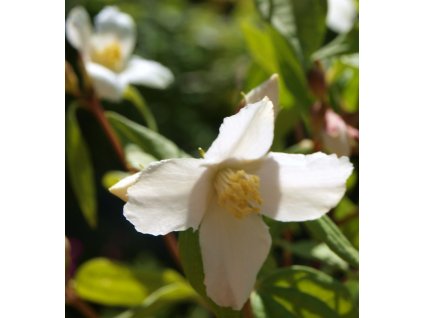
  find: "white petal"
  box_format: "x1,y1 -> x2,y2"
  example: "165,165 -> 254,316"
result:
124,158 -> 212,236
199,200 -> 271,310
85,62 -> 126,101
327,0 -> 357,34
245,74 -> 280,116
257,152 -> 353,222
205,98 -> 274,163
66,6 -> 92,52
94,6 -> 136,61
119,56 -> 174,89
109,172 -> 141,202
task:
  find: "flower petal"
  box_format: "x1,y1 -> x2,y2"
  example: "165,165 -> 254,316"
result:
124,158 -> 211,236
94,6 -> 136,61
327,0 -> 357,34
245,74 -> 280,116
119,56 -> 174,89
66,6 -> 92,52
257,152 -> 353,222
109,172 -> 141,202
85,62 -> 126,101
205,98 -> 274,163
199,200 -> 271,310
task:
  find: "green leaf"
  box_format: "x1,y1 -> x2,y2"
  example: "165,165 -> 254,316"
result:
123,86 -> 158,132
291,0 -> 328,64
268,27 -> 313,109
312,27 -> 359,61
74,258 -> 148,306
179,229 -> 241,318
66,103 -> 97,228
123,282 -> 200,318
255,0 -> 328,65
305,215 -> 359,268
275,240 -> 348,270
328,57 -> 359,113
105,111 -> 188,160
258,266 -> 355,317
74,257 -> 196,311
124,143 -> 158,169
241,22 -> 312,109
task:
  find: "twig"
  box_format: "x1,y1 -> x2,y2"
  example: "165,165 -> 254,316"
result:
66,286 -> 98,318
242,299 -> 254,318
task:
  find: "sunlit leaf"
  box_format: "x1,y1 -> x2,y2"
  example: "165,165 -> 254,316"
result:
305,215 -> 359,268
257,265 -> 355,317
105,111 -> 188,160
66,102 -> 97,228
179,229 -> 241,318
74,258 -> 148,306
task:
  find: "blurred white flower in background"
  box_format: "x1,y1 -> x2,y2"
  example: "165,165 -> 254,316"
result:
322,109 -> 358,157
66,6 -> 174,101
327,0 -> 357,34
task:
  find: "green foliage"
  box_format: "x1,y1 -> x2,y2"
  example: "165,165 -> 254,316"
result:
241,22 -> 312,110
179,229 -> 241,318
255,266 -> 356,317
74,257 -> 198,315
74,258 -> 148,306
66,103 -> 97,228
105,111 -> 188,160
255,0 -> 328,67
66,0 -> 359,317
305,215 -> 359,268
312,27 -> 359,61
276,240 -> 348,271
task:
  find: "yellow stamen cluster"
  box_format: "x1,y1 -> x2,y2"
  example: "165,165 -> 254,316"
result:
214,168 -> 262,219
91,42 -> 123,72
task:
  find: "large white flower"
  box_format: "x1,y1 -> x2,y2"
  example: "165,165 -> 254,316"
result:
66,6 -> 174,101
110,104 -> 353,309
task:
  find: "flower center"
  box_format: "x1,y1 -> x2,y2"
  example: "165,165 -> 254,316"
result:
214,168 -> 262,219
91,42 -> 123,72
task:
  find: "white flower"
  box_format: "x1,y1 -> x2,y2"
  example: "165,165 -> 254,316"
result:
110,96 -> 353,310
66,6 -> 174,101
326,0 -> 357,34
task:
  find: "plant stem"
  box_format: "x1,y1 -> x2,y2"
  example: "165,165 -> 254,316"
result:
88,96 -> 128,170
66,286 -> 98,318
242,299 -> 254,318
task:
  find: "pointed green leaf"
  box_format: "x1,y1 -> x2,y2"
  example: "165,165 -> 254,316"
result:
291,0 -> 328,63
105,111 -> 188,160
179,229 -> 241,318
123,86 -> 158,132
305,215 -> 359,268
66,103 -> 97,228
257,265 -> 355,317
